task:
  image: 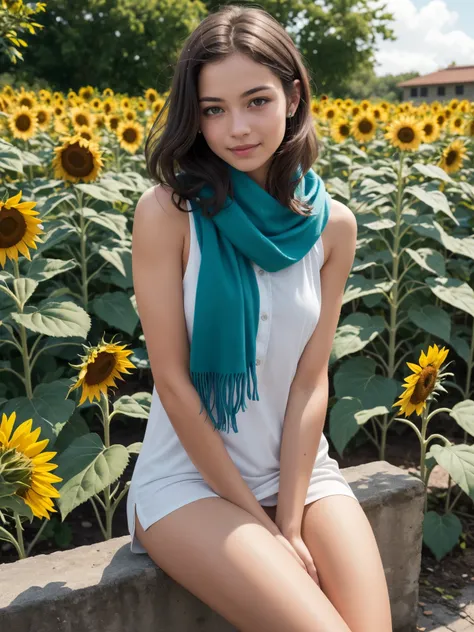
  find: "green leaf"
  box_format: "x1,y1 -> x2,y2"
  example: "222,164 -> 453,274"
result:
54,433 -> 130,519
343,275 -> 394,305
112,392 -> 151,419
334,356 -> 398,411
331,313 -> 385,362
36,192 -> 75,217
407,305 -> 451,343
92,291 -> 138,335
0,495 -> 34,521
329,397 -> 362,457
326,177 -> 350,200
127,442 -> 142,455
11,301 -> 91,338
82,207 -> 128,238
450,334 -> 471,364
98,246 -> 129,276
26,257 -> 77,282
404,247 -> 446,277
426,276 -> 474,319
427,443 -> 474,497
412,163 -> 453,183
75,183 -> 133,204
13,278 -> 38,308
406,185 -> 458,225
449,400 -> 474,438
423,511 -> 462,561
364,218 -> 396,231
0,380 -> 75,445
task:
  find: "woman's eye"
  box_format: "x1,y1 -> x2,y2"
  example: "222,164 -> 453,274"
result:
203,97 -> 269,117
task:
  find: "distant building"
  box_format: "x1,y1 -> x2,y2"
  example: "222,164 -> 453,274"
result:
397,65 -> 474,103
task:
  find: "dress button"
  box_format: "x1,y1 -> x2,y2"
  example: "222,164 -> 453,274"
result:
258,268 -> 265,276
261,313 -> 268,321
256,359 -> 261,366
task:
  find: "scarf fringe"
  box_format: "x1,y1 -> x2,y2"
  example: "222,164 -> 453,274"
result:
191,363 -> 260,433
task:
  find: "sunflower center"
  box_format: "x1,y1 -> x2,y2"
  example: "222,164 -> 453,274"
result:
0,207 -> 27,248
339,124 -> 350,136
398,127 -> 415,143
423,123 -> 433,135
410,365 -> 437,404
123,128 -> 138,143
61,142 -> 95,177
85,351 -> 117,385
326,110 -> 335,119
446,150 -> 458,166
359,119 -> 373,134
75,114 -> 88,126
110,117 -> 119,130
37,111 -> 47,124
16,114 -> 32,132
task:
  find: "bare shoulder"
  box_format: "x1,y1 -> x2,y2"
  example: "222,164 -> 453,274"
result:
321,198 -> 357,268
133,184 -> 188,236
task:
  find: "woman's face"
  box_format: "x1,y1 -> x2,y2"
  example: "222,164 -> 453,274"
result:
198,52 -> 300,188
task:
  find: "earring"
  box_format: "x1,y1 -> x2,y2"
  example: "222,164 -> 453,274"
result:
287,110 -> 294,118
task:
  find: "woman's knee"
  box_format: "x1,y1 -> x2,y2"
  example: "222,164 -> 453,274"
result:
133,497 -> 351,632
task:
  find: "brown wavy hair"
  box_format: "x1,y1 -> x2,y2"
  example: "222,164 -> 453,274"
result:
145,4 -> 320,217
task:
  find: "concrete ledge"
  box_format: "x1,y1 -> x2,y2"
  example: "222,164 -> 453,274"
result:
0,461 -> 425,632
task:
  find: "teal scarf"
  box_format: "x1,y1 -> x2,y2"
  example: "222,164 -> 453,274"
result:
188,164 -> 331,433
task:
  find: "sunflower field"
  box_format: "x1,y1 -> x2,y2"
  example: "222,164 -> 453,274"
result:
0,85 -> 473,563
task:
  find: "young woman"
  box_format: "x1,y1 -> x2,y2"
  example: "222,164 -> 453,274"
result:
127,5 -> 392,631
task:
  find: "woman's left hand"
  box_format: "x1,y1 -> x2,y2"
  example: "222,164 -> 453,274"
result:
283,533 -> 320,586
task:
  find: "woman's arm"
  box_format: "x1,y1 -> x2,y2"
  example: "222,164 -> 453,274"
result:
132,185 -> 280,536
275,200 -> 358,536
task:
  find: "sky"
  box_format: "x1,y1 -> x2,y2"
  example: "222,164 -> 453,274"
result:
371,0 -> 474,76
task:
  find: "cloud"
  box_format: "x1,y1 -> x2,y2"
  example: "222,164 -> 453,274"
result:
371,0 -> 474,76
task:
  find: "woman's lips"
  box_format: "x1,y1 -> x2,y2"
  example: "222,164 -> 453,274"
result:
230,144 -> 260,156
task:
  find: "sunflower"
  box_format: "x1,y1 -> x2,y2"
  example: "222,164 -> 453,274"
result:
449,116 -> 465,135
35,106 -> 52,131
438,138 -> 468,174
0,412 -> 62,520
70,106 -> 94,131
17,88 -> 36,110
103,87 -> 114,98
67,336 -> 136,405
330,117 -> 351,143
79,86 -> 94,101
7,106 -> 38,141
323,106 -> 337,121
106,114 -> 121,132
123,108 -> 137,122
392,344 -> 449,417
351,113 -> 377,143
385,115 -> 423,151
53,135 -> 104,183
144,88 -> 159,103
0,191 -> 44,268
74,125 -> 98,142
116,120 -> 144,154
464,118 -> 474,137
420,117 -> 441,143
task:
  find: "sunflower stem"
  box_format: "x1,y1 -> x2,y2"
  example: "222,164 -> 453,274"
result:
380,151 -> 405,461
25,517 -> 50,557
75,190 -> 89,309
99,392 -> 113,540
14,513 -> 26,559
12,259 -> 33,398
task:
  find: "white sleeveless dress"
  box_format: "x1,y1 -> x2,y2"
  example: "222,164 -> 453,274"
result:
126,200 -> 358,554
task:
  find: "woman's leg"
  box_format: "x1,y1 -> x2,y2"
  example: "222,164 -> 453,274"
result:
301,495 -> 393,632
135,497 -> 352,632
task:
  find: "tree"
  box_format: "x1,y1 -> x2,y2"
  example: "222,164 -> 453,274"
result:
0,0 -> 46,65
342,66 -> 420,102
0,0 -> 207,94
203,0 -> 396,97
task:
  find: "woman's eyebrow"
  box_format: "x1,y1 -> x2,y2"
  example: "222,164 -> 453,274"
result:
199,85 -> 275,103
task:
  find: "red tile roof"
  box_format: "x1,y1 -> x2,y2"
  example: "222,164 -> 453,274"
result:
398,65 -> 474,87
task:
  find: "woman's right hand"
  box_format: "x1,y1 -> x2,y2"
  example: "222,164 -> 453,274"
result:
273,531 -> 307,572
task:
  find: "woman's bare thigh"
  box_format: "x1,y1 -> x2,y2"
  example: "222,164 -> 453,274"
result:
134,497 -> 352,632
